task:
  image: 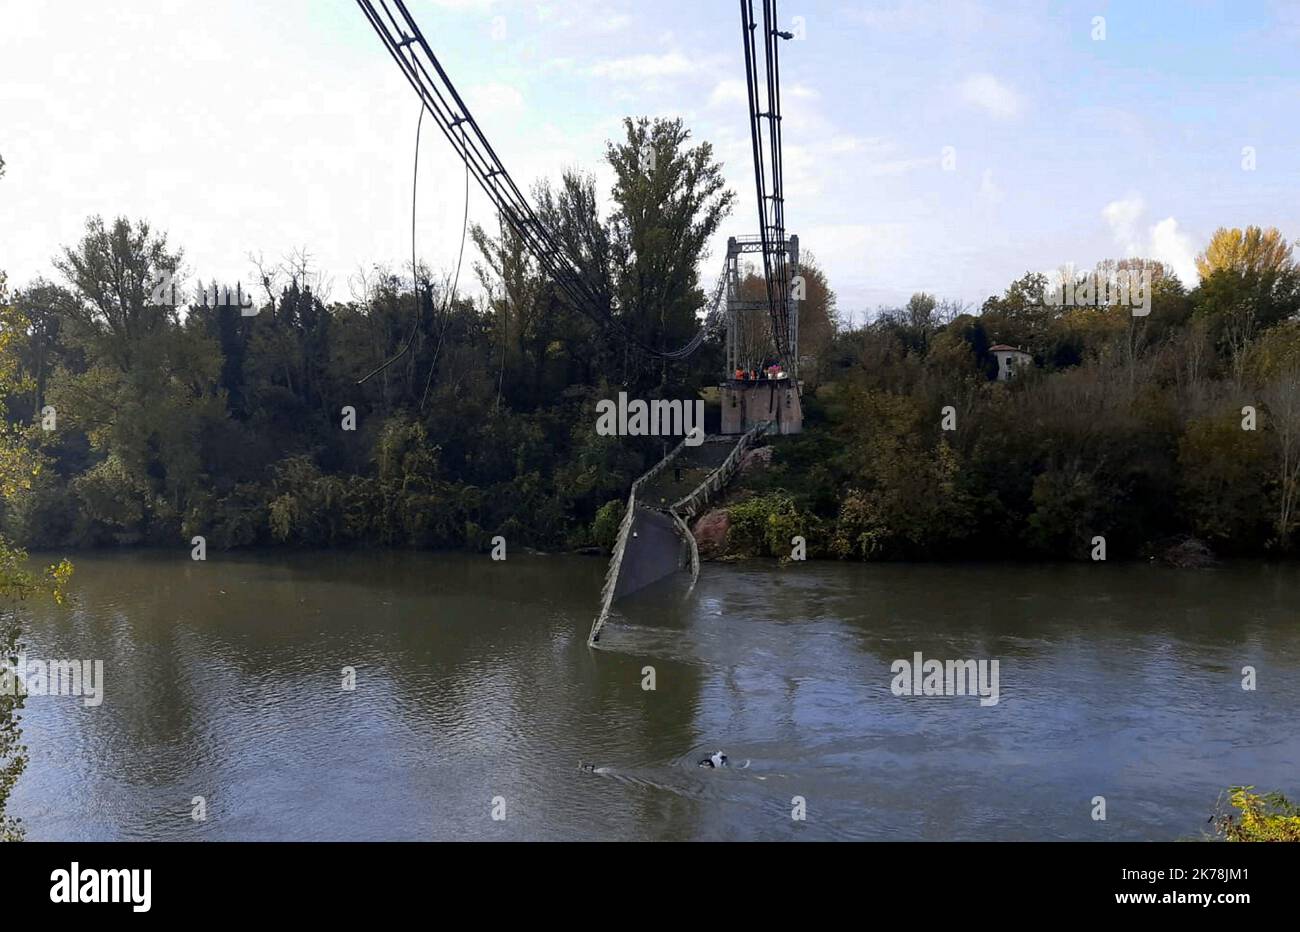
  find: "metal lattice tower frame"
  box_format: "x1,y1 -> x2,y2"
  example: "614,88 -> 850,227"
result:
739,0 -> 795,371
724,234 -> 799,378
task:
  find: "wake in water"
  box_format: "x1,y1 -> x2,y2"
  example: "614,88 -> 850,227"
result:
696,751 -> 753,769
578,753 -> 755,791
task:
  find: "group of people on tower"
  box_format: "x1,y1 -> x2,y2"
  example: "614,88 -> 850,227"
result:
733,358 -> 786,382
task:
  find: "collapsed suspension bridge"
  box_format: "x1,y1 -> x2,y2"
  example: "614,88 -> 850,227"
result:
355,0 -> 805,645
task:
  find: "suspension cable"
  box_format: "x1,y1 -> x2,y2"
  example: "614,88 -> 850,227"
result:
355,0 -> 724,362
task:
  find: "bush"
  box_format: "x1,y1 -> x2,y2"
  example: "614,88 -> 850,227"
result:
830,489 -> 886,559
1,467 -> 78,548
1214,787 -> 1300,841
70,455 -> 149,539
727,492 -> 805,557
591,498 -> 626,552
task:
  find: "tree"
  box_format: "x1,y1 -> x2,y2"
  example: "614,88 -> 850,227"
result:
829,389 -> 977,558
980,271 -> 1052,353
9,280 -> 76,423
47,216 -> 226,541
731,253 -> 837,380
607,117 -> 735,389
795,252 -> 838,379
1193,230 -> 1300,381
1,268 -> 73,841
1251,323 -> 1300,548
52,216 -> 183,372
1177,411 -> 1271,550
472,174 -> 606,407
1196,226 -> 1295,280
734,265 -> 777,372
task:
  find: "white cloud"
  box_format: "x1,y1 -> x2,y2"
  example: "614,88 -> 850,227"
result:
587,51 -> 695,81
0,0 -> 43,40
850,0 -> 991,34
978,168 -> 1003,206
1102,195 -> 1146,253
466,82 -> 526,120
534,2 -> 631,34
958,73 -> 1024,119
428,0 -> 500,10
1102,196 -> 1198,286
800,221 -> 915,309
708,79 -> 748,109
594,12 -> 632,33
1150,217 -> 1198,286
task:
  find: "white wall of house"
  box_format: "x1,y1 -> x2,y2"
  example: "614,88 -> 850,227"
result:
993,350 -> 1032,381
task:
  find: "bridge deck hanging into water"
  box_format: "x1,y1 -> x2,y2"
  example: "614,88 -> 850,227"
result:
588,423 -> 769,646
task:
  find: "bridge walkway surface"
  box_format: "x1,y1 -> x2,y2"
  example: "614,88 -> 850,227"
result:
636,439 -> 735,509
587,425 -> 768,646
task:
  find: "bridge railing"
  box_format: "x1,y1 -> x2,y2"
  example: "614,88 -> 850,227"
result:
671,421 -> 769,521
588,436 -> 693,646
588,423 -> 770,648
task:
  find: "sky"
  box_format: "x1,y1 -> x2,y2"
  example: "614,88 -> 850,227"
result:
2,0 -> 1299,325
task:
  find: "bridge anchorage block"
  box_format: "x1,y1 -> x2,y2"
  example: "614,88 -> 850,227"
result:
720,379 -> 802,435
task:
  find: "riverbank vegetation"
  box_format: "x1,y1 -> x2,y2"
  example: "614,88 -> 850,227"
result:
1,156 -> 75,836
0,118 -> 833,557
2,123 -> 1299,563
722,229 -> 1300,562
1214,787 -> 1300,841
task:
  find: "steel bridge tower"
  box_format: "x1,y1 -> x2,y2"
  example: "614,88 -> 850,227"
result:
720,234 -> 803,435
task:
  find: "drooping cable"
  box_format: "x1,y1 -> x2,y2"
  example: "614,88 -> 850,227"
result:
357,102 -> 428,385
419,125 -> 471,411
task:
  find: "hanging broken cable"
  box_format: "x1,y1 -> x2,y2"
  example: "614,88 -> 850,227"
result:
357,101 -> 430,385
418,125 -> 471,411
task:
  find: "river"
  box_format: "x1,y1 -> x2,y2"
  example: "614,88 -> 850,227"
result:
9,551 -> 1299,840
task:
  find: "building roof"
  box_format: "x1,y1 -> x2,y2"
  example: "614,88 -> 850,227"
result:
988,344 -> 1030,354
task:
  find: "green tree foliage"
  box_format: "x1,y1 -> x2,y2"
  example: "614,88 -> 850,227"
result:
1177,411 -> 1271,550
0,264 -> 74,841
1,116 -> 742,557
718,239 -> 1295,562
1192,230 -> 1300,380
590,498 -> 625,552
727,492 -> 808,558
607,117 -> 735,391
827,389 -> 976,558
4,121 -> 1300,567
